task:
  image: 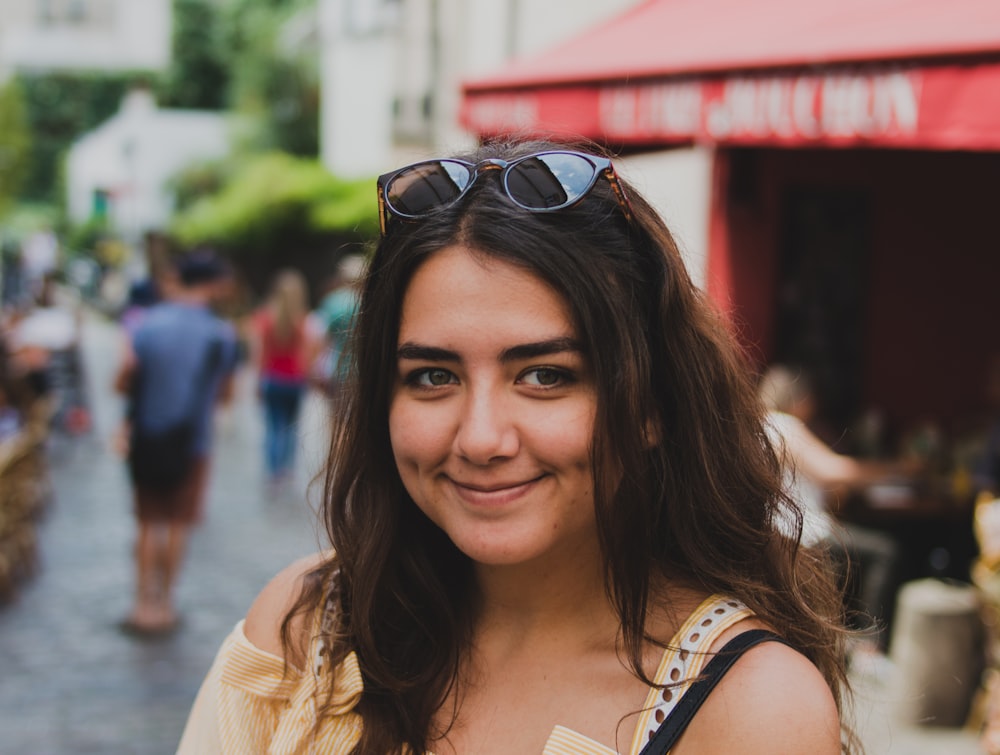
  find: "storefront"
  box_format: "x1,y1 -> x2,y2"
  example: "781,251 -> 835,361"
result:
460,0 -> 1000,445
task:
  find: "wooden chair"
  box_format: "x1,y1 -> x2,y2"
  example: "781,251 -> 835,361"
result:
0,397 -> 54,602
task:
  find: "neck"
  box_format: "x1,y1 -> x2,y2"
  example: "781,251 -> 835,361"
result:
473,538 -> 617,649
172,287 -> 212,307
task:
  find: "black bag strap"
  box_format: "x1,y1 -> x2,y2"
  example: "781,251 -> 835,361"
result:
638,628 -> 788,755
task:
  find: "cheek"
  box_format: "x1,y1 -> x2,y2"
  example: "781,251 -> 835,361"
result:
388,403 -> 422,505
388,399 -> 449,471
544,403 -> 595,453
388,400 -> 415,466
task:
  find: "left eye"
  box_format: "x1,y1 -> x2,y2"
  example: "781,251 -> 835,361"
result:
418,368 -> 455,386
521,368 -> 564,387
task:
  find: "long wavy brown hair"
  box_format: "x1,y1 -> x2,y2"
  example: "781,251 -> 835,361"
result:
266,268 -> 309,345
283,138 -> 858,754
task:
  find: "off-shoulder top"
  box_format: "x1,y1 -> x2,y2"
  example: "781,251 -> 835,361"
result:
176,594 -> 753,754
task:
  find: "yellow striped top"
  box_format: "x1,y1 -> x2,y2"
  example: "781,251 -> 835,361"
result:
176,595 -> 752,754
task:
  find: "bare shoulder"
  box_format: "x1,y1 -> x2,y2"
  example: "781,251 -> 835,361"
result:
244,552 -> 329,667
676,638 -> 842,755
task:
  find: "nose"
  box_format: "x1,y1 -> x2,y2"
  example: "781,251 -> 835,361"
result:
453,387 -> 518,465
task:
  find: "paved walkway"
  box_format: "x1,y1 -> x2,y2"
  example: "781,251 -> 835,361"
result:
0,309 -> 987,754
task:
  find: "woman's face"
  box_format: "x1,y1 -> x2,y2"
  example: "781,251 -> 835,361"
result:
389,245 -> 599,568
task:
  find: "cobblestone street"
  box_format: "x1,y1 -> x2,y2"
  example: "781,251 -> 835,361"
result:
0,309 -> 986,754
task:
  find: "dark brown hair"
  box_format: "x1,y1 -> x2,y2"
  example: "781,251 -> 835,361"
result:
285,138 -> 856,754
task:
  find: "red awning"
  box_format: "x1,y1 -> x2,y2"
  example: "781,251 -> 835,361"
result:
460,0 -> 1000,150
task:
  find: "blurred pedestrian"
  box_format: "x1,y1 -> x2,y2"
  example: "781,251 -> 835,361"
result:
310,254 -> 364,401
111,275 -> 170,458
246,269 -> 323,484
5,273 -> 86,432
114,249 -> 238,635
179,140 -> 854,754
759,363 -> 914,655
20,226 -> 58,302
119,277 -> 161,339
1,236 -> 25,309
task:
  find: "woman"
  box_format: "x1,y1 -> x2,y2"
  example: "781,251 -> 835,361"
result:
180,141 -> 855,753
248,269 -> 322,482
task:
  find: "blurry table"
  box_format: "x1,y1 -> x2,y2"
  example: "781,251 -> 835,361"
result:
838,479 -> 976,582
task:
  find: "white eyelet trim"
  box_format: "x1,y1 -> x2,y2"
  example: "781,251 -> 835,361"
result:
636,597 -> 752,748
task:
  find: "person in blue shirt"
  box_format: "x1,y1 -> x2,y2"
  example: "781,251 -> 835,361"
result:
114,249 -> 238,635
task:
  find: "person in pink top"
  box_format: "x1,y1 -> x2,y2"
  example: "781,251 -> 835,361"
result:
180,140 -> 857,754
247,269 -> 323,483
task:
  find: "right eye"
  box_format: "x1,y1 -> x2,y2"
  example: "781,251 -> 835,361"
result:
408,368 -> 457,388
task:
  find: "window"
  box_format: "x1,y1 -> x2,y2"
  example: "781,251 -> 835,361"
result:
67,0 -> 87,23
34,0 -> 113,28
37,0 -> 57,25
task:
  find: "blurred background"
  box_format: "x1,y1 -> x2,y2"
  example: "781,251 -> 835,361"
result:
0,1 -> 998,752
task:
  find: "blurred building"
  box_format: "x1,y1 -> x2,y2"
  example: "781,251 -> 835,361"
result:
317,0 -> 636,175
65,88 -> 230,243
0,0 -> 170,80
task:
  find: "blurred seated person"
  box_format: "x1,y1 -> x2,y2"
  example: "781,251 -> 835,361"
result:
971,356 -> 1000,755
5,274 -> 79,404
0,356 -> 24,441
759,364 -> 916,655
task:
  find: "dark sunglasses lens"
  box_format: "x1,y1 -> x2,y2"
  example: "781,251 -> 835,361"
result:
385,160 -> 473,217
505,153 -> 598,210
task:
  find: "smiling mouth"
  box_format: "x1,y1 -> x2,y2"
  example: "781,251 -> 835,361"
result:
449,475 -> 547,503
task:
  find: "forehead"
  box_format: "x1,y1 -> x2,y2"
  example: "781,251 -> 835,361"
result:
397,245 -> 577,344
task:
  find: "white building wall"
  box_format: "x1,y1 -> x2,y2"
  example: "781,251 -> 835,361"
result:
318,0 -> 398,179
508,0 -> 638,59
0,0 -> 170,73
619,148 -> 715,290
66,90 -> 230,241
319,0 -> 646,177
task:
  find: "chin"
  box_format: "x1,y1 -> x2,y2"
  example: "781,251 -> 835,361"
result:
448,531 -> 546,567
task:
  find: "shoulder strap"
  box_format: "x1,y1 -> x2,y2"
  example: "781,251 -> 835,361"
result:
638,629 -> 788,755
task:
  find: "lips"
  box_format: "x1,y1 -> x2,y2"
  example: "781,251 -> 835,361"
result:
448,474 -> 547,506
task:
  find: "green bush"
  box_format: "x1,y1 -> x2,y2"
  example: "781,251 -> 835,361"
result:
158,0 -> 230,110
168,158 -> 232,213
170,152 -> 378,251
0,78 -> 31,214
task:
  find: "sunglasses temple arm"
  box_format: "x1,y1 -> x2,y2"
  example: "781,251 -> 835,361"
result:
605,168 -> 634,222
377,186 -> 388,236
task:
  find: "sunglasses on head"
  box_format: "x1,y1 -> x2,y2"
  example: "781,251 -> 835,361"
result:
377,150 -> 633,236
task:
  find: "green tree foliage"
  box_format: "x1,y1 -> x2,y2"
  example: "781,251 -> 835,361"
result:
158,0 -> 230,110
222,0 -> 320,156
16,71 -> 138,203
169,158 -> 231,214
170,152 -> 377,251
0,78 -> 31,214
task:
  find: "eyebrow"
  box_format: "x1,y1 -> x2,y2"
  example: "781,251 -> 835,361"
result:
396,337 -> 583,364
